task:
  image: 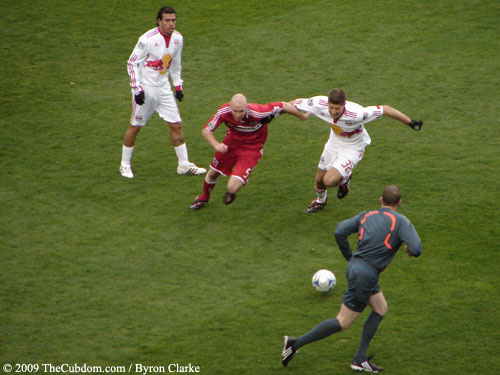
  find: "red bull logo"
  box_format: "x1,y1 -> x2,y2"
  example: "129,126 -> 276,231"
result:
145,54 -> 172,74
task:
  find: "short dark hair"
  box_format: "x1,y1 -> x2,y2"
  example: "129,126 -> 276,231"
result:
156,6 -> 176,24
382,185 -> 402,206
328,89 -> 346,105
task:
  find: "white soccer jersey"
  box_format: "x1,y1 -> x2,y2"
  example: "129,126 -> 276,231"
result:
127,27 -> 183,92
294,96 -> 383,148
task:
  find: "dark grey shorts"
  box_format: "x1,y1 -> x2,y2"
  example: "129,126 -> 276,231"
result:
342,257 -> 381,312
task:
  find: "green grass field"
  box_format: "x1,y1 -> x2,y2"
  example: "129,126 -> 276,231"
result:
1,1 -> 499,374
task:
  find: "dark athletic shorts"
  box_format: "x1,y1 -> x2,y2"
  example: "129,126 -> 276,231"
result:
342,257 -> 381,313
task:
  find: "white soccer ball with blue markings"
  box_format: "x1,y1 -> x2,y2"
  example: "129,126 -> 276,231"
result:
312,269 -> 336,293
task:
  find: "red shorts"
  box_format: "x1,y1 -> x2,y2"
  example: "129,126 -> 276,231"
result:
210,146 -> 263,185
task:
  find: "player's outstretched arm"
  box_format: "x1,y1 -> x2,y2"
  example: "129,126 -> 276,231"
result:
382,105 -> 423,131
282,102 -> 311,121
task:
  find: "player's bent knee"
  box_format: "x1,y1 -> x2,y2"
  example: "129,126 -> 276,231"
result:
323,175 -> 341,187
129,125 -> 142,134
376,305 -> 388,317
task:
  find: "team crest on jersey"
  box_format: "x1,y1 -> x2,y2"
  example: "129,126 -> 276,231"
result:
136,42 -> 146,50
174,39 -> 179,45
308,99 -> 314,106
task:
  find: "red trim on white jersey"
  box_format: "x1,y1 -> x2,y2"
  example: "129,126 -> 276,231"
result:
344,109 -> 358,118
158,27 -> 172,48
128,53 -> 139,89
145,28 -> 160,38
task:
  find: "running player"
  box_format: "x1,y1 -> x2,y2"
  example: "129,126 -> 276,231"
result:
282,185 -> 422,372
120,6 -> 205,178
291,89 -> 423,213
189,93 -> 307,209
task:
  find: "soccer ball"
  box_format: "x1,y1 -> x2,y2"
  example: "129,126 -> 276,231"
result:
312,269 -> 336,293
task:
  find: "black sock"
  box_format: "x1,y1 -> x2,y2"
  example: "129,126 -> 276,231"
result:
293,318 -> 341,349
355,311 -> 384,361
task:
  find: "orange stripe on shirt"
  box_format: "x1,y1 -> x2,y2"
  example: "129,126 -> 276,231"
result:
361,210 -> 379,224
383,211 -> 396,231
384,233 -> 392,250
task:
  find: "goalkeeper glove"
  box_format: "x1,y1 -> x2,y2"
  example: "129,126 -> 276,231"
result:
260,114 -> 276,125
175,90 -> 184,102
408,120 -> 423,131
134,90 -> 145,105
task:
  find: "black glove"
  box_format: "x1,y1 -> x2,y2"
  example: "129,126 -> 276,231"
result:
175,90 -> 184,102
260,114 -> 275,125
134,90 -> 145,105
408,120 -> 423,131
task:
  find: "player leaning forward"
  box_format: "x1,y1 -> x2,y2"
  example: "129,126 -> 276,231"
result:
282,185 -> 423,372
189,94 -> 308,209
291,89 -> 423,213
120,6 -> 205,178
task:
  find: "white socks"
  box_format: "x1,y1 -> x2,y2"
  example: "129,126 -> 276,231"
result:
315,187 -> 327,203
121,145 -> 134,165
174,143 -> 189,167
122,144 -> 190,166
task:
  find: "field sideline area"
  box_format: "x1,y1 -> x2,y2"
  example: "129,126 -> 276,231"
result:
1,1 -> 499,374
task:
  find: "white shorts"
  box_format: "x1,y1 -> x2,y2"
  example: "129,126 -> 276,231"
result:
130,84 -> 181,126
318,142 -> 365,184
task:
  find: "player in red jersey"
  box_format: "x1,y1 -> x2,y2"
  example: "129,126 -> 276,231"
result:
189,93 -> 307,209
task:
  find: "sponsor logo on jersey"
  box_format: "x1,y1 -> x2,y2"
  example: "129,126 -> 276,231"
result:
329,124 -> 363,138
144,54 -> 172,74
340,126 -> 363,138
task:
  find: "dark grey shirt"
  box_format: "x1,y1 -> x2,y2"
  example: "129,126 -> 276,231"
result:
335,207 -> 422,272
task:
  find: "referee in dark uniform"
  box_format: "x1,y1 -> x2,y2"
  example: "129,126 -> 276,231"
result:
282,185 -> 422,373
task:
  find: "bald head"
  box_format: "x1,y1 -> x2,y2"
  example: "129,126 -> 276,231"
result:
381,185 -> 402,207
230,93 -> 248,122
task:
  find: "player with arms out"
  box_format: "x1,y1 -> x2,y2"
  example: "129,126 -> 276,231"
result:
291,89 -> 423,213
282,185 -> 422,372
120,6 -> 205,178
189,93 -> 308,210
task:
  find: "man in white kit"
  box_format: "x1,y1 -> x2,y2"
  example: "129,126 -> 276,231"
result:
292,89 -> 423,213
120,6 -> 205,178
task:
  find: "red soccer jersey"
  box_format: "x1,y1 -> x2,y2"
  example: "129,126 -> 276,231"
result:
204,102 -> 284,147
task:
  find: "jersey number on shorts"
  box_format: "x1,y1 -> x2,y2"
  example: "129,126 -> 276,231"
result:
243,168 -> 252,180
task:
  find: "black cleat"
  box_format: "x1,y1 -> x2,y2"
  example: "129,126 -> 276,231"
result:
351,357 -> 383,373
281,336 -> 298,367
224,192 -> 236,205
337,175 -> 352,199
190,196 -> 208,210
306,198 -> 327,213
